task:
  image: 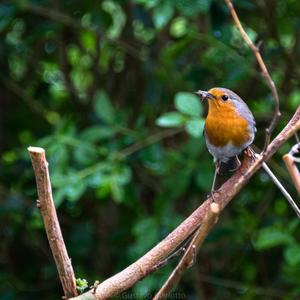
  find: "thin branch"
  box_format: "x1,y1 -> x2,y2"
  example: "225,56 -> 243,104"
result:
116,128 -> 184,159
261,162 -> 300,217
153,203 -> 220,300
28,147 -> 77,298
283,144 -> 300,194
224,0 -> 281,151
150,227 -> 199,273
70,107 -> 300,300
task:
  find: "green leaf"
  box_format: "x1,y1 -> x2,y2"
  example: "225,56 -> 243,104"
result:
185,118 -> 205,138
254,227 -> 293,250
67,45 -> 81,66
131,218 -> 159,255
153,2 -> 174,30
174,92 -> 202,117
53,187 -> 67,207
115,166 -> 132,185
87,171 -> 104,188
95,177 -> 111,199
80,126 -> 114,142
289,89 -> 300,110
48,144 -> 68,166
53,172 -> 87,203
64,174 -> 87,202
102,0 -> 126,39
133,0 -> 159,9
287,219 -> 300,233
76,278 -> 89,293
73,144 -> 97,166
109,165 -> 132,202
170,17 -> 188,38
110,178 -> 124,202
94,90 -> 115,124
155,112 -> 185,127
65,182 -> 86,202
196,165 -> 214,191
175,0 -> 211,16
284,245 -> 300,266
80,31 -> 96,52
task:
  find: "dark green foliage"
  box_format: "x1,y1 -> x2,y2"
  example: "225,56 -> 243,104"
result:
0,0 -> 300,299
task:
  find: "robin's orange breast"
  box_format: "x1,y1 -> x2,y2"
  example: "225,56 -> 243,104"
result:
205,105 -> 250,148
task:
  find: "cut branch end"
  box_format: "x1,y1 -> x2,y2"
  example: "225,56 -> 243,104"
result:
28,146 -> 45,154
210,202 -> 220,214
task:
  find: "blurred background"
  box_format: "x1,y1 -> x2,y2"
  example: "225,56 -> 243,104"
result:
1,0 -> 300,299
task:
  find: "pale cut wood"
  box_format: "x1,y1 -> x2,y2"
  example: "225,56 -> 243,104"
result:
283,151 -> 300,195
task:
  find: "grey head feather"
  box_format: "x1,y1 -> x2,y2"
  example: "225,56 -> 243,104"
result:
215,87 -> 256,129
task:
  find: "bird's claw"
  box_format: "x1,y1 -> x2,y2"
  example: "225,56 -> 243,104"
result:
244,147 -> 257,162
207,191 -> 217,202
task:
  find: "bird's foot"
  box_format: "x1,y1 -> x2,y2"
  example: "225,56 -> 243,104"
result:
207,190 -> 217,202
244,147 -> 257,162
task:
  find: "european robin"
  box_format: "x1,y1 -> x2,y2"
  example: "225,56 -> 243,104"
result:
194,87 -> 256,197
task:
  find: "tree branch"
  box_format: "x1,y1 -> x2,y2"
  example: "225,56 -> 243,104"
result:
153,203 -> 220,300
283,144 -> 300,194
28,147 -> 77,298
224,0 -> 281,150
70,107 -> 300,300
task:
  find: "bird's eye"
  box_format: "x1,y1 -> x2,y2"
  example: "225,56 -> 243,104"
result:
221,95 -> 228,101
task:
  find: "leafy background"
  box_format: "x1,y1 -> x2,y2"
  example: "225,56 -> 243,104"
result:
0,0 -> 300,299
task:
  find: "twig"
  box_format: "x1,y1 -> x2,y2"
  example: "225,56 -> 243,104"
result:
283,144 -> 300,194
28,147 -> 77,298
153,203 -> 220,300
70,107 -> 300,300
116,128 -> 183,159
150,229 -> 197,273
261,162 -> 300,217
224,0 -> 281,151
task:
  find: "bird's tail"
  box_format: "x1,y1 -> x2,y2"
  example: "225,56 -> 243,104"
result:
218,156 -> 241,175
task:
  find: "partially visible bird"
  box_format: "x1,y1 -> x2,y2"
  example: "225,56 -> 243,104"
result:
194,87 -> 256,197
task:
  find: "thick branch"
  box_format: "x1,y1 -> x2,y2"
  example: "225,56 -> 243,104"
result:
224,0 -> 281,150
71,107 -> 300,300
28,147 -> 77,298
153,203 -> 220,300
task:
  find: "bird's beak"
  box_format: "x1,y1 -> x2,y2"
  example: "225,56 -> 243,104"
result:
194,90 -> 214,101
